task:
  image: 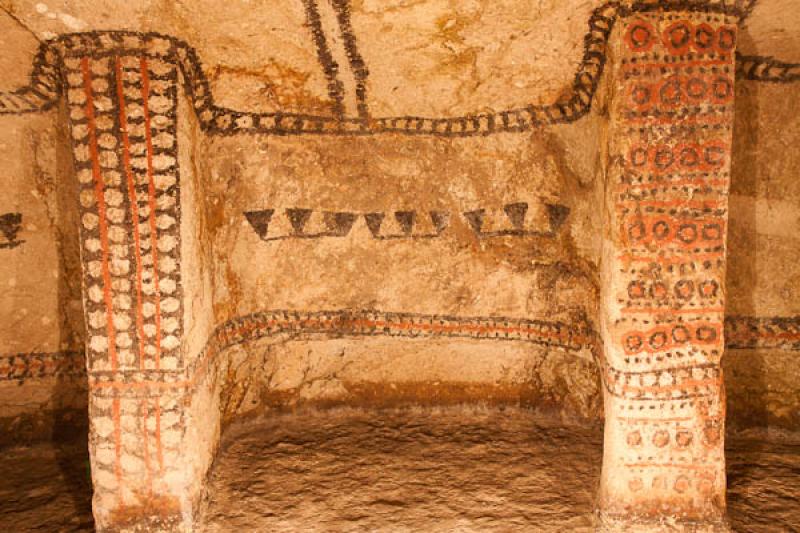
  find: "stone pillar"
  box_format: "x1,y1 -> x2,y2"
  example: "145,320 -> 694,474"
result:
599,7 -> 737,530
60,33 -> 207,531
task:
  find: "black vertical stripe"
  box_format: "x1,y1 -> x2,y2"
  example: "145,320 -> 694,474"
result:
329,0 -> 370,122
302,0 -> 346,118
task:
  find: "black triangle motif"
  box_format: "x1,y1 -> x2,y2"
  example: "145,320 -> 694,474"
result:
286,208 -> 313,235
324,212 -> 358,236
463,209 -> 485,234
545,204 -> 570,233
503,202 -> 528,230
364,213 -> 385,237
394,211 -> 416,235
243,209 -> 274,239
430,211 -> 450,234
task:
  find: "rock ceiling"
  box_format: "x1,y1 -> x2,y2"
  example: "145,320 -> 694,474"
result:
1,0 -> 798,118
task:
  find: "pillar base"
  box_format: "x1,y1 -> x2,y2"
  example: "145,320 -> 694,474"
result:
597,511 -> 730,533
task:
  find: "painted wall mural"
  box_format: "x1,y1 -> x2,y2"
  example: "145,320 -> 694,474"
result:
0,1 -> 791,135
244,201 -> 571,241
0,0 -> 798,530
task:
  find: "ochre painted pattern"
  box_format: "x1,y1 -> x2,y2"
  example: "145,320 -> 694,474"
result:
599,10 -> 737,518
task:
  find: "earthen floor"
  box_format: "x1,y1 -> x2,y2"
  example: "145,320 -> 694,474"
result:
1,407 -> 798,532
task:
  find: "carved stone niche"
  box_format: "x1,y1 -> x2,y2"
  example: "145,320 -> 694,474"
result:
2,0 -> 791,530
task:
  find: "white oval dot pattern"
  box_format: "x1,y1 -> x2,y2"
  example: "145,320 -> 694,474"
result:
62,39 -> 183,376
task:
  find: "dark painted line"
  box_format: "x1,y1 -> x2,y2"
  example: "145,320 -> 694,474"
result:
302,0 -> 347,118
330,0 -> 370,122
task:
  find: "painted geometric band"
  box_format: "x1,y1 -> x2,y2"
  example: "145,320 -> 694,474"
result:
65,53 -> 182,375
603,360 -> 722,400
3,0 -> 791,136
606,8 -> 735,418
213,309 -> 593,350
3,314 -> 796,383
244,202 -> 570,241
736,54 -> 800,83
0,351 -> 84,381
725,315 -> 800,350
0,44 -> 61,113
83,308 -> 594,393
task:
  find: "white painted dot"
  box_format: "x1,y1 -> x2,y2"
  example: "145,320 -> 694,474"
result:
84,238 -> 101,252
162,316 -> 179,333
114,294 -> 131,310
110,245 -> 128,259
161,335 -> 180,350
35,3 -> 49,14
156,215 -> 175,230
161,297 -> 179,313
89,335 -> 108,352
107,208 -> 125,224
158,257 -> 176,274
109,258 -> 130,276
87,260 -> 102,278
115,332 -> 132,348
104,189 -> 123,207
157,235 -> 177,252
77,169 -> 93,184
107,225 -> 127,243
89,310 -> 105,329
160,278 -> 176,294
79,189 -> 95,208
87,285 -> 104,303
82,213 -> 99,230
111,278 -> 130,292
95,446 -> 114,466
113,313 -> 131,330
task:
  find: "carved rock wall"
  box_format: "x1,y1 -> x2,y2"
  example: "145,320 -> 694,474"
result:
0,0 -> 797,444
0,0 -> 800,529
0,15 -> 86,445
203,131 -> 601,419
725,76 -> 800,429
0,1 -> 798,529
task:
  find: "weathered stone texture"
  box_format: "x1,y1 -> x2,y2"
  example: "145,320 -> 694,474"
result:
0,0 -> 798,531
0,14 -> 86,443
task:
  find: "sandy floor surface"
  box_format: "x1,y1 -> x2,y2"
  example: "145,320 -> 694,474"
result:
0,441 -> 93,532
1,407 -> 798,532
